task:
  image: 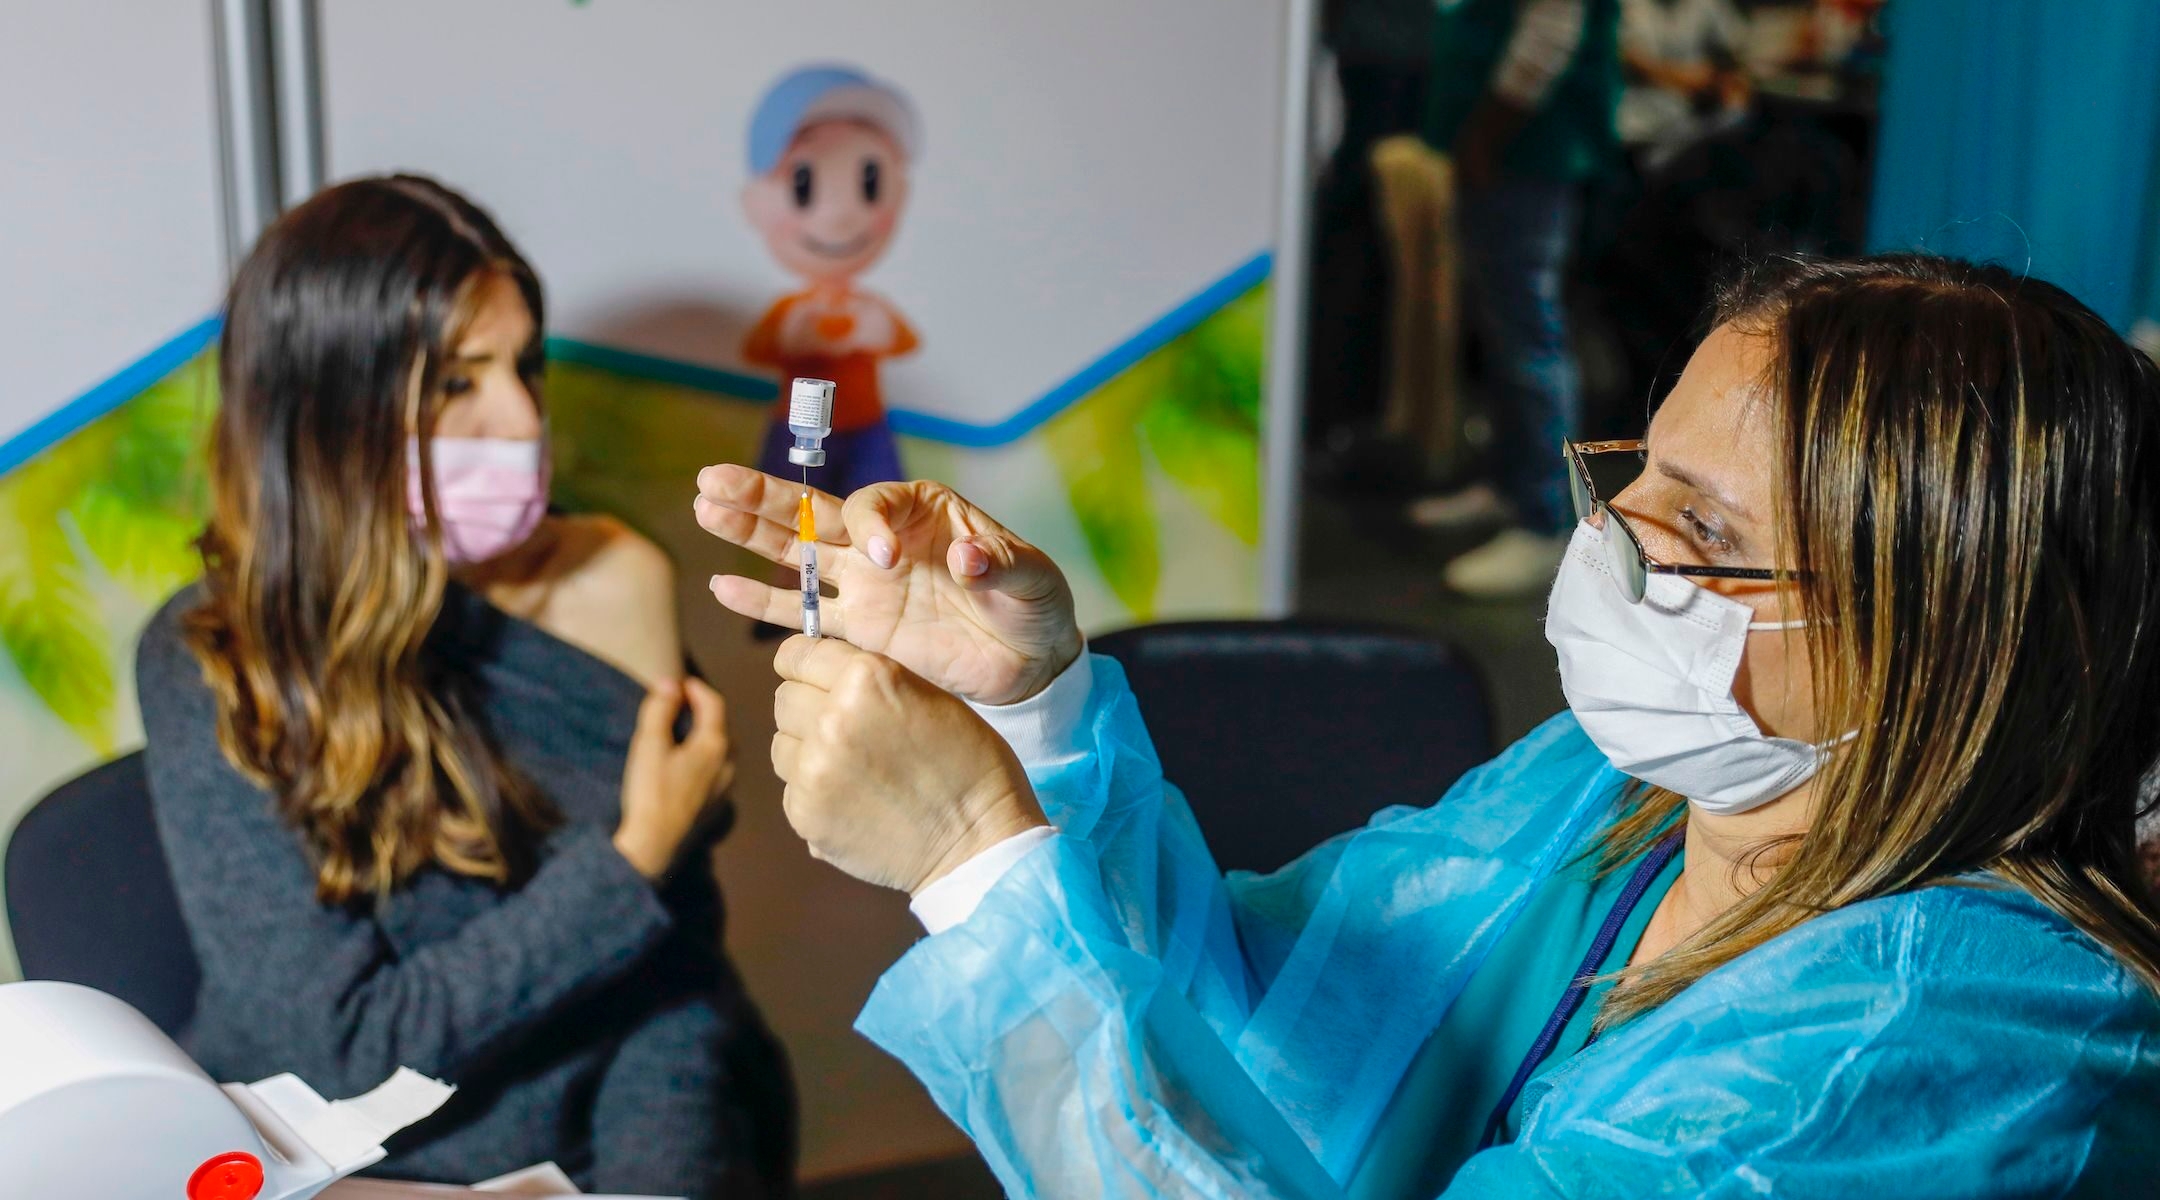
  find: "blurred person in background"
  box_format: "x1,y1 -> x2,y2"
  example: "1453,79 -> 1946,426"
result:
1617,0 -> 1753,173
1581,0 -> 1878,430
1408,0 -> 1622,598
138,176 -> 795,1199
1306,0 -> 1435,467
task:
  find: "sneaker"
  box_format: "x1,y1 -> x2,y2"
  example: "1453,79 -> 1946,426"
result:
1444,528 -> 1570,598
1405,483 -> 1512,532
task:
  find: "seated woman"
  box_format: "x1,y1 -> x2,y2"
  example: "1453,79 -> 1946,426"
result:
140,175 -> 793,1198
695,253 -> 2160,1197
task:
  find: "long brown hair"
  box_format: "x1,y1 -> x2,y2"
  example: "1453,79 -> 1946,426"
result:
1596,253 -> 2160,1023
185,175 -> 557,904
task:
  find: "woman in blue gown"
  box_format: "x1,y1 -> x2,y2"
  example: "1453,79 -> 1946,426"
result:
695,254 -> 2160,1197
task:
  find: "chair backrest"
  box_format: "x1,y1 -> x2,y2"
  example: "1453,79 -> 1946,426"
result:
1089,620 -> 1492,876
5,751 -> 200,1036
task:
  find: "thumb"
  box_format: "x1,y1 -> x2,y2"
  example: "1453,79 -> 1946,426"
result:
840,481 -> 927,571
949,532 -> 1065,601
634,679 -> 685,747
681,678 -> 728,756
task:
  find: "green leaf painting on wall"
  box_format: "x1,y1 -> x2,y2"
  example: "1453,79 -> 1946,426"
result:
71,364 -> 216,599
1142,285 -> 1266,545
0,282 -> 1266,754
1043,282 -> 1267,620
0,356 -> 215,752
0,349 -> 767,763
0,512 -> 115,753
1041,353 -> 1167,618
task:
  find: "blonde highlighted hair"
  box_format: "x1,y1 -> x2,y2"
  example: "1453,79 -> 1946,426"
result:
185,175 -> 556,904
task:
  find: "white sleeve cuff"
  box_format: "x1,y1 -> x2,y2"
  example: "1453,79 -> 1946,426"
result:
909,826 -> 1058,935
966,648 -> 1095,765
915,652 -> 1091,933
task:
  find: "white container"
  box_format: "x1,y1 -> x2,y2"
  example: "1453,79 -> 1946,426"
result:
0,981 -> 408,1200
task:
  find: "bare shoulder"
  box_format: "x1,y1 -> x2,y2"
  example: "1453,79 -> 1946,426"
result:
533,515 -> 682,683
555,514 -> 674,591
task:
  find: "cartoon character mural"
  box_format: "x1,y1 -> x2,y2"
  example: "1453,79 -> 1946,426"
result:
741,64 -> 920,496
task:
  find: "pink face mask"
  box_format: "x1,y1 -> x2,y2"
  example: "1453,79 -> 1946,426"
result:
406,437 -> 550,565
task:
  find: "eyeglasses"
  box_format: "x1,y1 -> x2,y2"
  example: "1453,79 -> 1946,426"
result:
1564,438 -> 1801,604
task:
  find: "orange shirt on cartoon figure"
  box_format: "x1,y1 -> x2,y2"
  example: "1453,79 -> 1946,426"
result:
742,284 -> 918,430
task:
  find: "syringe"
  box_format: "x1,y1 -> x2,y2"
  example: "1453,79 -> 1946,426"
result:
797,492 -> 821,639
787,378 -> 836,638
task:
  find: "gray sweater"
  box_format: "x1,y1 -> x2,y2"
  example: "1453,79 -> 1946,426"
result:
137,584 -> 793,1198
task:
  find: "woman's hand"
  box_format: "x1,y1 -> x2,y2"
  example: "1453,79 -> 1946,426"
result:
695,466 -> 1083,705
770,636 -> 1047,894
614,678 -> 734,881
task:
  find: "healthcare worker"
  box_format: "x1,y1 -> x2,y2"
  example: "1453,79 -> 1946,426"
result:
693,254 -> 2160,1197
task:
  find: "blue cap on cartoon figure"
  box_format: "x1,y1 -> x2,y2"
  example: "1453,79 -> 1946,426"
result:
747,64 -> 921,176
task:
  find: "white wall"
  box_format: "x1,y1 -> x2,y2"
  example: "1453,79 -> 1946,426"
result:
0,2 -> 225,445
319,0 -> 1283,432
0,2 -> 226,984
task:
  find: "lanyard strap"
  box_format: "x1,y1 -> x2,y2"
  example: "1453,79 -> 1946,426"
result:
1476,832 -> 1683,1152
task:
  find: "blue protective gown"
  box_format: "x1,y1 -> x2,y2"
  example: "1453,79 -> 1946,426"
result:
1346,835 -> 1684,1196
856,656 -> 2160,1198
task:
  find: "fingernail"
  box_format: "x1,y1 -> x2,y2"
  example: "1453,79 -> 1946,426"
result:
957,542 -> 989,577
869,536 -> 896,569
709,574 -> 724,594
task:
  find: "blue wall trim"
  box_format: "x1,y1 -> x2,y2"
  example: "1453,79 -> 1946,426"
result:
0,249 -> 1272,478
888,250 -> 1273,447
547,337 -> 779,401
0,315 -> 224,479
556,249 -> 1272,448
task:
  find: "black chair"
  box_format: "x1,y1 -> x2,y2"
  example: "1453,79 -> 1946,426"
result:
6,750 -> 200,1036
1090,620 -> 1492,875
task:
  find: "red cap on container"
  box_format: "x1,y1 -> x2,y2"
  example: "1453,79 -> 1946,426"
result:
187,1152 -> 265,1200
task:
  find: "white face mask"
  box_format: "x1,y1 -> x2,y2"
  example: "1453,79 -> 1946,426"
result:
1544,520 -> 1830,815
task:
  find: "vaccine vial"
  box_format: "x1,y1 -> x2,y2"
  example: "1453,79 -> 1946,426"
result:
787,378 -> 837,467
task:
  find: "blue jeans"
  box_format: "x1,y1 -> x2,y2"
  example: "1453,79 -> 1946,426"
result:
1456,175 -> 1582,534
